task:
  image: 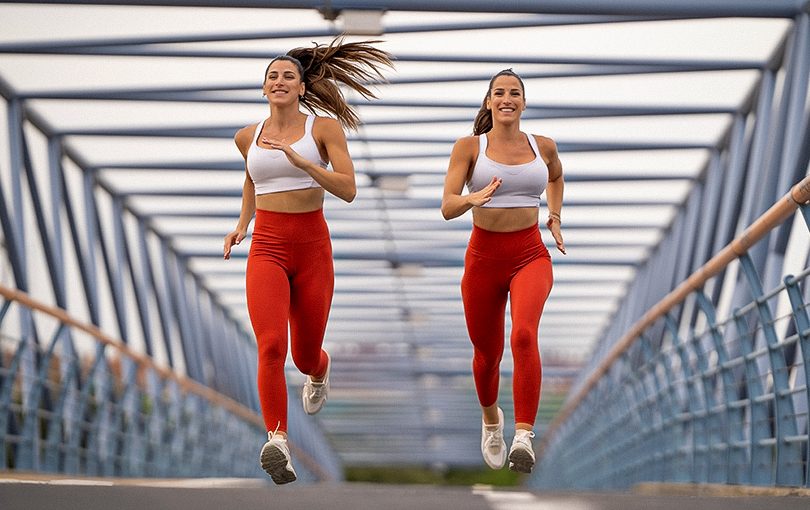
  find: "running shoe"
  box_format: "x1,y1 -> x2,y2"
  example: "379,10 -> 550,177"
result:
302,352 -> 331,415
508,429 -> 536,473
260,431 -> 297,484
481,407 -> 506,469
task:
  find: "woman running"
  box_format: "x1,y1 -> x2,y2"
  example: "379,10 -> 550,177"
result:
223,38 -> 393,484
441,69 -> 565,474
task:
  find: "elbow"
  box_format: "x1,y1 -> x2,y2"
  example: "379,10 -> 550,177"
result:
440,204 -> 454,221
343,186 -> 357,203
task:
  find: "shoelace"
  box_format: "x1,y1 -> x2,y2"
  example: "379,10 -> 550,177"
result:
513,430 -> 535,448
484,428 -> 503,452
269,422 -> 283,441
307,379 -> 326,399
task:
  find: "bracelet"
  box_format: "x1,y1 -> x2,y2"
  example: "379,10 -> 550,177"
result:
548,212 -> 561,224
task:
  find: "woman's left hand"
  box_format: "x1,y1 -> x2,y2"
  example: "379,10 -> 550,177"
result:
545,217 -> 566,255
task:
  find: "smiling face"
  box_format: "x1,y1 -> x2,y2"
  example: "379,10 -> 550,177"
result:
486,74 -> 526,125
263,59 -> 306,105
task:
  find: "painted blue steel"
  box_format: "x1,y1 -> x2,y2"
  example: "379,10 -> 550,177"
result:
738,254 -> 804,485
534,250 -> 810,489
3,0 -> 808,18
784,269 -> 810,487
0,306 -> 336,480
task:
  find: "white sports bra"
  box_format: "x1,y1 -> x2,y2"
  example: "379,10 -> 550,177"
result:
246,115 -> 326,195
467,132 -> 549,208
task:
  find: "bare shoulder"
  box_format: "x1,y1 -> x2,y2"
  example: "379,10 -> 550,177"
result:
532,134 -> 558,153
532,134 -> 559,163
312,115 -> 345,139
234,123 -> 257,157
235,123 -> 257,146
452,135 -> 479,156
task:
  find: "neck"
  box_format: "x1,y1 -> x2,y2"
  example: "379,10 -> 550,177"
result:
488,122 -> 522,140
267,103 -> 305,128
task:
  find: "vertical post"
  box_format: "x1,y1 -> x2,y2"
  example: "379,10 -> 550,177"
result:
665,315 -> 704,482
737,253 -> 803,485
695,291 -> 745,484
782,273 -> 810,487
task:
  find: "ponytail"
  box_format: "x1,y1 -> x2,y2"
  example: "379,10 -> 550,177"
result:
271,38 -> 394,130
472,69 -> 525,135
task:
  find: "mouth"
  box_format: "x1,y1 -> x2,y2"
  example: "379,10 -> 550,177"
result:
499,107 -> 516,113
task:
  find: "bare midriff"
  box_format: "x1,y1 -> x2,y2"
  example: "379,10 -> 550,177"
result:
472,207 -> 539,232
255,187 -> 325,213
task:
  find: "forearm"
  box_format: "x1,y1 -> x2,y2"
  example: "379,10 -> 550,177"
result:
545,177 -> 564,219
301,161 -> 357,202
441,192 -> 474,220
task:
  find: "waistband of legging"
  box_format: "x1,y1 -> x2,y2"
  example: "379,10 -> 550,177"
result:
253,208 -> 329,242
468,223 -> 545,258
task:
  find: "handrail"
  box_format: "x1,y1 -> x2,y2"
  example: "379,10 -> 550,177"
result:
0,284 -> 334,482
537,174 -> 810,457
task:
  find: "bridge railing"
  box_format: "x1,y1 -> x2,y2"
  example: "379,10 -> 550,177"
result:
0,285 -> 336,482
531,176 -> 810,489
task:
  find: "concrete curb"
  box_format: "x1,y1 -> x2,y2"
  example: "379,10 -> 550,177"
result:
634,482 -> 810,498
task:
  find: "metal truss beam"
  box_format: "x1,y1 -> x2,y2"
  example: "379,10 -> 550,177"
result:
3,0 -> 808,18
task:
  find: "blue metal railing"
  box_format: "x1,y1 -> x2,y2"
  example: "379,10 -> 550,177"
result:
0,286 -> 338,481
531,176 -> 810,489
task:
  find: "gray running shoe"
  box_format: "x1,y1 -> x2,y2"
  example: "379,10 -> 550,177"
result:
260,431 -> 297,484
481,407 -> 506,469
302,352 -> 331,415
508,429 -> 536,473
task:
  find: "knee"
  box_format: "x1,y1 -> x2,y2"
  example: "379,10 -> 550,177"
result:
511,327 -> 538,354
257,334 -> 287,364
473,349 -> 502,373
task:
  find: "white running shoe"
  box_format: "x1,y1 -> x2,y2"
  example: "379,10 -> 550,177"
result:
508,429 -> 536,473
481,407 -> 506,469
302,352 -> 331,415
260,431 -> 297,484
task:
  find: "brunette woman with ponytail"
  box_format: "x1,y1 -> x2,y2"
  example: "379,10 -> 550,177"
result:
223,38 -> 393,484
441,69 -> 565,474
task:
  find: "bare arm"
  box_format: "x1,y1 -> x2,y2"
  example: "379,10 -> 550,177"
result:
441,137 -> 501,220
263,117 -> 356,203
224,126 -> 258,260
538,135 -> 565,254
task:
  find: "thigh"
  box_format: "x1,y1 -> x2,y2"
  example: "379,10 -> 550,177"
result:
288,238 -> 334,343
509,254 -> 553,330
462,253 -> 509,355
246,256 -> 291,358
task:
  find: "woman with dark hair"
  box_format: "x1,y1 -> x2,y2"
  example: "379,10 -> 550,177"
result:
224,38 -> 393,484
441,69 -> 565,474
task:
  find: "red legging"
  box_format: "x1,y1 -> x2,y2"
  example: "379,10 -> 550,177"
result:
461,224 -> 553,426
247,209 -> 332,433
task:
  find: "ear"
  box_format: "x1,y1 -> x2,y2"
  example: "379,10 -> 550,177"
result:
299,81 -> 306,99
485,96 -> 492,111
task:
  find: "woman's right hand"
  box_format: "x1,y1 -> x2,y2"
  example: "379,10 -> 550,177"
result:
223,230 -> 246,260
468,176 -> 502,207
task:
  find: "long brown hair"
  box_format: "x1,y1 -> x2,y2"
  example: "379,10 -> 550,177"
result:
268,38 -> 394,130
472,69 -> 526,135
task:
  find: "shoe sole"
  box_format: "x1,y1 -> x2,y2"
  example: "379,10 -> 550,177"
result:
508,447 -> 535,474
260,443 -> 297,484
